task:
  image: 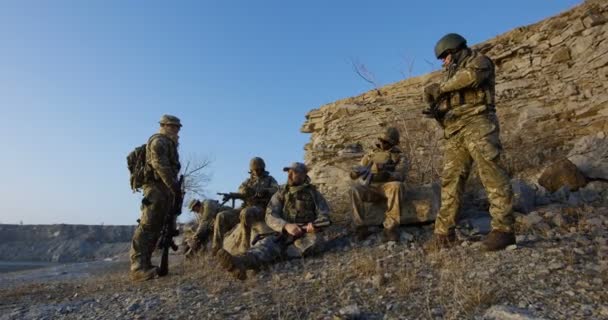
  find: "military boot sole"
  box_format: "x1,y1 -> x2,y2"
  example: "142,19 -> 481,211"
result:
129,267 -> 158,282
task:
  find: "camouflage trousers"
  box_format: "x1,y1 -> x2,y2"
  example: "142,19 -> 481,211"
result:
241,232 -> 326,266
350,182 -> 406,230
435,115 -> 514,235
211,206 -> 266,253
130,182 -> 171,271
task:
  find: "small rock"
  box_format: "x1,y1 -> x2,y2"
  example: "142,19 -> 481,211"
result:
127,301 -> 140,312
548,262 -> 565,271
506,244 -> 518,251
522,212 -> 543,227
304,272 -> 315,281
339,304 -> 361,318
483,305 -> 542,320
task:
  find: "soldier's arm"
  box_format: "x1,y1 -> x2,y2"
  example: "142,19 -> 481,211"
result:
313,190 -> 331,223
237,179 -> 254,197
440,55 -> 493,93
265,190 -> 288,232
389,152 -> 407,182
148,137 -> 178,189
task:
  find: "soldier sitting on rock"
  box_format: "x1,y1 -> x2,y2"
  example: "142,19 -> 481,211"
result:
349,127 -> 408,242
210,157 -> 279,255
217,162 -> 331,280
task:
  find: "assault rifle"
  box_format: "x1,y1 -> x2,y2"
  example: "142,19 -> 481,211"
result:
216,192 -> 244,208
158,175 -> 184,277
251,219 -> 332,246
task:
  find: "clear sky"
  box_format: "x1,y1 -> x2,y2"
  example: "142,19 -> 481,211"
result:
0,0 -> 581,225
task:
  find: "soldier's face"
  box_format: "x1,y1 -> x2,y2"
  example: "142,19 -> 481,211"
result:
441,53 -> 453,67
252,168 -> 264,177
164,124 -> 181,136
287,170 -> 306,186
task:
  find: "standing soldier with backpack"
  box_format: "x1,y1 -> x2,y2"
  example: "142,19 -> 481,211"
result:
129,114 -> 182,281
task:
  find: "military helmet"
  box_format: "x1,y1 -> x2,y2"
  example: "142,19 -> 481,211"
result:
159,114 -> 182,127
249,157 -> 266,171
187,199 -> 201,211
379,127 -> 400,146
434,33 -> 467,59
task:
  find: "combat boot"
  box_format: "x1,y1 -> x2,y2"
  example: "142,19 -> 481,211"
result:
482,230 -> 515,251
354,226 -> 373,242
129,266 -> 158,282
423,233 -> 456,252
217,249 -> 257,280
382,227 -> 400,243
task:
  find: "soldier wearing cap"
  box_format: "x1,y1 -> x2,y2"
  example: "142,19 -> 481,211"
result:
423,33 -> 515,251
129,114 -> 182,282
182,199 -> 231,257
216,162 -> 331,280
349,127 -> 408,242
210,157 -> 279,255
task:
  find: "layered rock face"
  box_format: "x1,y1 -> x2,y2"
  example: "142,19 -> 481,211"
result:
301,0 -> 608,218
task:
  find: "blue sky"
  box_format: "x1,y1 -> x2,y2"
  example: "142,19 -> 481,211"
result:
0,0 -> 581,225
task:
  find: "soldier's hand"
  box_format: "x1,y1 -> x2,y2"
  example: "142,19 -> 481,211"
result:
424,83 -> 441,102
304,222 -> 315,233
284,223 -> 304,237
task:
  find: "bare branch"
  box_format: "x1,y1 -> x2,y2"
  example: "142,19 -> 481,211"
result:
350,57 -> 382,96
181,154 -> 213,199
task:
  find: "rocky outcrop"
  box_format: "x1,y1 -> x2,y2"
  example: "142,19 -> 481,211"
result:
0,224 -> 135,262
301,0 -> 608,217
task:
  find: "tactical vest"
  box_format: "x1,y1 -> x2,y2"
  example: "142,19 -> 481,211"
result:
244,175 -> 276,208
281,185 -> 318,224
368,147 -> 401,183
145,134 -> 180,185
442,50 -> 495,109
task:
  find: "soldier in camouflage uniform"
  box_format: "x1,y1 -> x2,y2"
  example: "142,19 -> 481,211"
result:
210,157 -> 279,255
217,162 -> 331,280
349,127 -> 408,242
129,114 -> 182,281
182,199 -> 230,257
423,33 -> 515,251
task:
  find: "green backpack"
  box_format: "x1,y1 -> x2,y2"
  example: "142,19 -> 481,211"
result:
127,134 -> 161,192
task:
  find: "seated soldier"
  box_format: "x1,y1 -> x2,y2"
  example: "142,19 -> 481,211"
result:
211,157 -> 278,255
217,162 -> 331,280
183,199 -> 230,257
349,127 -> 407,242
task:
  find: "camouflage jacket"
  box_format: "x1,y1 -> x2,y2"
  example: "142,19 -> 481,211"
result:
238,172 -> 279,208
360,145 -> 407,183
438,49 -> 497,137
265,183 -> 330,232
145,133 -> 180,189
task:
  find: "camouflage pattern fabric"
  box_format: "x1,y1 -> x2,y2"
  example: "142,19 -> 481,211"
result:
350,146 -> 407,229
188,200 -> 230,250
432,49 -> 514,235
211,172 -> 279,253
241,183 -> 330,265
130,133 -> 180,272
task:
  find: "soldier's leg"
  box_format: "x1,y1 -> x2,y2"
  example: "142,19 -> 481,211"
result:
211,208 -> 240,253
381,182 -> 406,230
434,137 -> 473,236
217,235 -> 283,280
129,186 -> 169,280
350,184 -> 384,227
469,131 -> 514,233
239,206 -> 264,248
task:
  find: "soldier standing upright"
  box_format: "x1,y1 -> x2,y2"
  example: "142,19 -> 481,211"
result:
349,127 -> 408,242
423,33 -> 515,251
129,114 -> 182,281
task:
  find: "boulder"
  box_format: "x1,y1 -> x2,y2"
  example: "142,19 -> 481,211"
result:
538,159 -> 587,192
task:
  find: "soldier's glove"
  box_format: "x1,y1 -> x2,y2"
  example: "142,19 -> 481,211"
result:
424,83 -> 441,103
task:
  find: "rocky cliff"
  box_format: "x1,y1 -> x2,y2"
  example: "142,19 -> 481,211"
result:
301,0 -> 608,217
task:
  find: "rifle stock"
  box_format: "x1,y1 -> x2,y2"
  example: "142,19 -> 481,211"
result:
158,175 -> 184,277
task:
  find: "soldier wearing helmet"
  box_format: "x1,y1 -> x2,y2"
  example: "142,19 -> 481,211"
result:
349,127 -> 408,242
129,114 -> 182,282
423,33 -> 515,251
210,157 -> 279,255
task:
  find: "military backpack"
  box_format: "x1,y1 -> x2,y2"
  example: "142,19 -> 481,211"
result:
127,134 -> 162,192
